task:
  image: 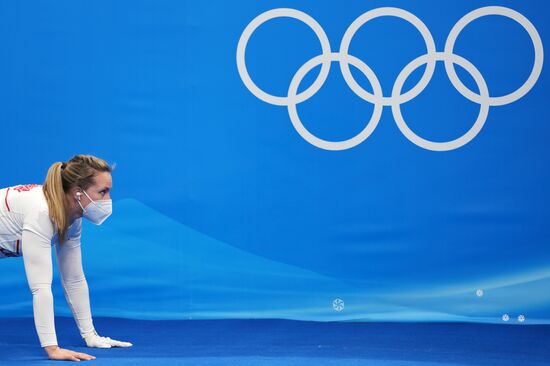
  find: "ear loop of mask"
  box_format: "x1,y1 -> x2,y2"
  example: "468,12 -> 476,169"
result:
76,191 -> 87,213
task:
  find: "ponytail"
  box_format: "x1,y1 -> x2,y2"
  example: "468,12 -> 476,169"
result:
43,162 -> 69,243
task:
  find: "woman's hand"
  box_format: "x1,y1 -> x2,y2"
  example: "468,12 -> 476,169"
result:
83,333 -> 133,348
44,345 -> 96,361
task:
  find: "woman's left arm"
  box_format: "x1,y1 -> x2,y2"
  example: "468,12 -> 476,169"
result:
55,221 -> 133,348
54,228 -> 96,341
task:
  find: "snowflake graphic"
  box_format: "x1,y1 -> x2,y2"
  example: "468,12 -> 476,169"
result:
332,298 -> 345,312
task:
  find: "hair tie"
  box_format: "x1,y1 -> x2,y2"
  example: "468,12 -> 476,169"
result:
60,162 -> 67,172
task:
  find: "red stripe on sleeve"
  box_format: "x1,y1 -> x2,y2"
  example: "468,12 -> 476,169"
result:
4,187 -> 10,211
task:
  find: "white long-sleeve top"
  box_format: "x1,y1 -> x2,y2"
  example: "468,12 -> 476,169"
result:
0,184 -> 95,347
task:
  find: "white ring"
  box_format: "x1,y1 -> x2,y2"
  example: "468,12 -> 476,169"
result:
236,8 -> 332,106
444,6 -> 544,106
392,52 -> 490,151
339,7 -> 437,106
287,52 -> 384,150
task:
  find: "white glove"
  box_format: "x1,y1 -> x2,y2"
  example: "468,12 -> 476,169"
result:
83,329 -> 133,348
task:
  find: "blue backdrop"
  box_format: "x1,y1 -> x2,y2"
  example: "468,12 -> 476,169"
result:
0,0 -> 548,324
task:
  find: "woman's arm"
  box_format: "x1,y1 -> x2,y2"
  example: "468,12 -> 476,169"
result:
21,211 -> 58,348
54,224 -> 96,340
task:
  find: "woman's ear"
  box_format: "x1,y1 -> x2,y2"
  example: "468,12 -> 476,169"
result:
69,186 -> 80,201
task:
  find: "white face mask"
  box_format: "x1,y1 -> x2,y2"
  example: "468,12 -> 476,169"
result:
76,189 -> 112,225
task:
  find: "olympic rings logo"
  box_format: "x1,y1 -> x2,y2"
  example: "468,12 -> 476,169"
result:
236,7 -> 544,151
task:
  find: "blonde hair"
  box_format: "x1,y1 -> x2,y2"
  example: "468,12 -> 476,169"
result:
42,154 -> 114,243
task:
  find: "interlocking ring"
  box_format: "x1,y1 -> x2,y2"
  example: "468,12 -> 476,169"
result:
339,7 -> 437,106
236,6 -> 544,151
392,52 -> 489,151
444,6 -> 544,107
236,8 -> 331,106
288,52 -> 383,150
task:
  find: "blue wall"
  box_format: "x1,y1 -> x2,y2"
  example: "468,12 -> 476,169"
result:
0,0 -> 549,324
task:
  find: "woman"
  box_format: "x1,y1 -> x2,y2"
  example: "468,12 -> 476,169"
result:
0,154 -> 132,361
